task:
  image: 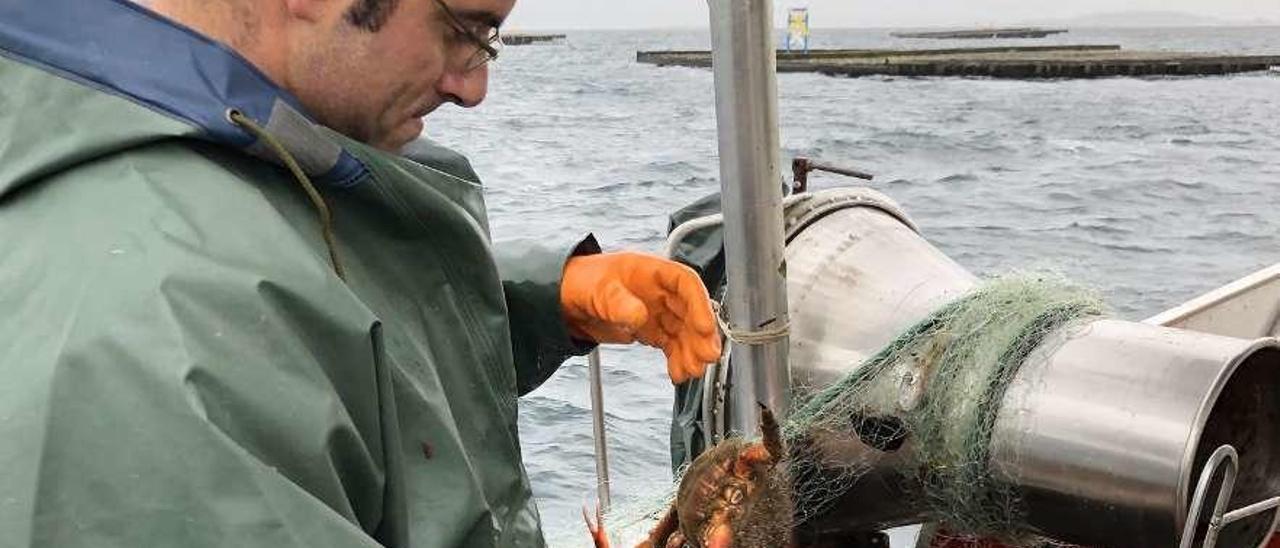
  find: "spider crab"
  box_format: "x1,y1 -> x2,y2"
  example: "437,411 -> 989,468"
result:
586,406 -> 793,548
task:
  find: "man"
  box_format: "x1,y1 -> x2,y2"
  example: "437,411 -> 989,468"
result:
0,0 -> 721,546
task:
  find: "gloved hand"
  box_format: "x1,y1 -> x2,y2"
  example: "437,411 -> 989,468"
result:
561,252 -> 722,384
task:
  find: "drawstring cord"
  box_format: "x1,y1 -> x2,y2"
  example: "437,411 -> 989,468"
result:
226,109 -> 346,281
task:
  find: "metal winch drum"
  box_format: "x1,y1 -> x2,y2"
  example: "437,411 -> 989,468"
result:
716,188 -> 1280,547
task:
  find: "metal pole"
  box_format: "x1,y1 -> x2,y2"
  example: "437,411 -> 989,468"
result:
707,0 -> 791,436
587,349 -> 611,510
1222,496 -> 1280,525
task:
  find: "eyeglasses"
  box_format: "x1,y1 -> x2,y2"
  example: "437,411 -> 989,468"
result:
432,0 -> 502,72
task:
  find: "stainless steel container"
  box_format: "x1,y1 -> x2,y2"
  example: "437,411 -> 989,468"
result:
990,319 -> 1280,547
777,188 -> 1280,547
783,188 -> 977,390
781,189 -> 978,538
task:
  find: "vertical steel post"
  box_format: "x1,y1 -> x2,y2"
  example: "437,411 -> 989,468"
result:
707,0 -> 791,435
588,349 -> 611,510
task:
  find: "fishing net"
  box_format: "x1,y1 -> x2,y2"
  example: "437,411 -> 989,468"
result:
596,274 -> 1106,547
785,273 -> 1105,542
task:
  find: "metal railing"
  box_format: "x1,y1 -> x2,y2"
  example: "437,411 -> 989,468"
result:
1179,444 -> 1280,548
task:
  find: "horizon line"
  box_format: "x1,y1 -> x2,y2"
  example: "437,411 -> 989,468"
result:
504,22 -> 1280,32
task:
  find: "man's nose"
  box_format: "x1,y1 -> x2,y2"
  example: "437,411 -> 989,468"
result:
438,64 -> 490,108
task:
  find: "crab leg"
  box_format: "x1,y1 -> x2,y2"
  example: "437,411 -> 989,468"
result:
759,405 -> 784,466
732,443 -> 774,478
639,506 -> 681,548
583,503 -> 611,548
703,516 -> 736,548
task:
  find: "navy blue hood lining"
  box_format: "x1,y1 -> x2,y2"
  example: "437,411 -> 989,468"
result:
0,0 -> 367,188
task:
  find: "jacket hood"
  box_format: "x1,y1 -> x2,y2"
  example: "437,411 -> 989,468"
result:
0,0 -> 369,202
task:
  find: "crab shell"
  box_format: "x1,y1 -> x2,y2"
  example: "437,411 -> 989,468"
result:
673,438 -> 793,547
591,408 -> 791,548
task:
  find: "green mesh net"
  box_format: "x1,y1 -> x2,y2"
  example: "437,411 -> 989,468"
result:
599,274 -> 1106,547
786,274 -> 1105,540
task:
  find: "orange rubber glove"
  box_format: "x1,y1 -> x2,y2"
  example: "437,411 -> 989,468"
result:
561,252 -> 722,384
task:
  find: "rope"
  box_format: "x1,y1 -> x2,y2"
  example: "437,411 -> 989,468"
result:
712,301 -> 791,345
227,109 -> 346,281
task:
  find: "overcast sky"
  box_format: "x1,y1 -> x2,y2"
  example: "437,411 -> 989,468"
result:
503,0 -> 1280,30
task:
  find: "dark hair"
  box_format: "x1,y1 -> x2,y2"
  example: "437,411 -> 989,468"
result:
345,0 -> 400,31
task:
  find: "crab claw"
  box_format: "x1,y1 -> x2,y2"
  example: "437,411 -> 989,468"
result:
583,502 -> 611,548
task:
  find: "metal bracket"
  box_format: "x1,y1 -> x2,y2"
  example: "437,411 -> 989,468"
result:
792,156 -> 874,194
1179,444 -> 1280,548
702,339 -> 732,447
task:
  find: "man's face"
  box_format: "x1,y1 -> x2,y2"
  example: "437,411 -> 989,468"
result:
290,0 -> 515,151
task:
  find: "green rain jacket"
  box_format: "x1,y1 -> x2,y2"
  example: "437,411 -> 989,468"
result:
0,2 -> 594,547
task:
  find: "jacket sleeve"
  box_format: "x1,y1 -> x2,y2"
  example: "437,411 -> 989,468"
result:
494,234 -> 601,395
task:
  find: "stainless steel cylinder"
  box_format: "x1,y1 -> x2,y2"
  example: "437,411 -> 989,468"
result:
781,188 -> 978,535
773,189 -> 1280,546
990,319 -> 1280,548
783,188 -> 977,392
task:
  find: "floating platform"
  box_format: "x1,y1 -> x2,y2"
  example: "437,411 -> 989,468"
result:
891,27 -> 1069,39
501,33 -> 566,46
635,45 -> 1280,79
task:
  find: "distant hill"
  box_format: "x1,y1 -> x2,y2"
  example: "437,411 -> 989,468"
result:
1032,10 -> 1270,28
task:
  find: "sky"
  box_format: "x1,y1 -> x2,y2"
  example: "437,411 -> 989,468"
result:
503,0 -> 1280,31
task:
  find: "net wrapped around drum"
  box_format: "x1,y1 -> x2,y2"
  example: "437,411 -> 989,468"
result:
600,275 -> 1105,547
784,274 -> 1105,542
